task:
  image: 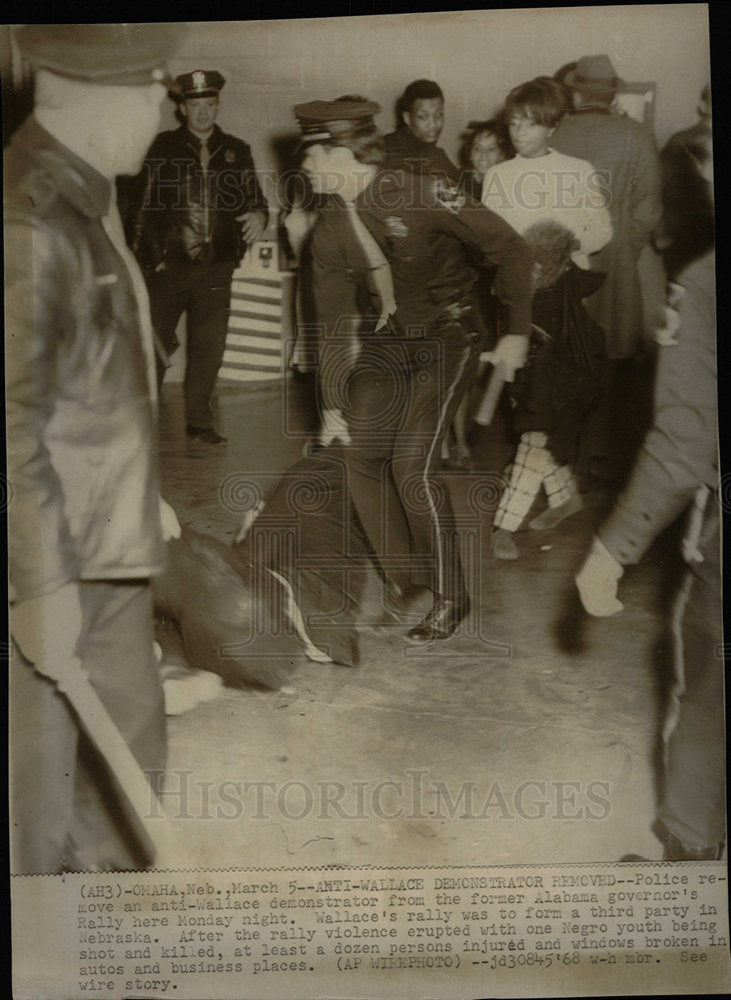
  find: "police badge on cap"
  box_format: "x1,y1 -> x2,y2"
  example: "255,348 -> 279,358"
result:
176,69 -> 226,99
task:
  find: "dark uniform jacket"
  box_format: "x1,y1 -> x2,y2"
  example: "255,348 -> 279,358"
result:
310,171 -> 534,409
127,123 -> 268,268
384,127 -> 462,184
4,117 -> 165,602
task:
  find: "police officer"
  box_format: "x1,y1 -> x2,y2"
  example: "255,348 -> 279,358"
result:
576,131 -> 722,861
128,69 -> 269,444
294,97 -> 533,643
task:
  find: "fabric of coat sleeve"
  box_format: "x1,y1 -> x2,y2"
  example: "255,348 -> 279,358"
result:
429,189 -> 534,339
599,252 -> 717,565
5,218 -> 80,601
154,451 -> 368,681
234,449 -> 369,668
153,527 -> 298,690
310,207 -> 378,412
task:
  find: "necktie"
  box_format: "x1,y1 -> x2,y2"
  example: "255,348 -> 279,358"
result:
200,139 -> 209,171
344,201 -> 396,330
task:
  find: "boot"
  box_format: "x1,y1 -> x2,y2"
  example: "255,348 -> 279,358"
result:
403,595 -> 470,644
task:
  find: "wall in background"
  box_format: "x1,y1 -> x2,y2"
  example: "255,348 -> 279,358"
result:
162,4 -> 710,209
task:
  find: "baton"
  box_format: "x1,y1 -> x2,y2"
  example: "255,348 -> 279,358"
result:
473,356 -> 509,426
25,648 -> 191,869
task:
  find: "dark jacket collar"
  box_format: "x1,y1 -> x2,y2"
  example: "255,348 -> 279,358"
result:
180,122 -> 223,149
15,116 -> 112,219
390,127 -> 436,155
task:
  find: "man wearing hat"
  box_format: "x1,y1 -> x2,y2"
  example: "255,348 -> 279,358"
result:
127,68 -> 269,444
5,23 -> 184,872
551,54 -> 663,485
552,54 -> 662,360
294,96 -> 533,643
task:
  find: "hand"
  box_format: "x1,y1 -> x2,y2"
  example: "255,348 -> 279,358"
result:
10,582 -> 83,671
491,334 -> 529,381
575,537 -> 624,617
159,496 -> 181,540
319,409 -> 351,447
237,211 -> 267,245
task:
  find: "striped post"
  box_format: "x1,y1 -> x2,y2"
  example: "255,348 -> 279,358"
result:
219,241 -> 287,383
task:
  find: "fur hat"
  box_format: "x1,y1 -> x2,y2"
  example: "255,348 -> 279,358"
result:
523,220 -> 578,289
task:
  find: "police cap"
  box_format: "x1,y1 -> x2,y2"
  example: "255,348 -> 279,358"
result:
176,69 -> 226,99
15,23 -> 186,88
294,98 -> 381,143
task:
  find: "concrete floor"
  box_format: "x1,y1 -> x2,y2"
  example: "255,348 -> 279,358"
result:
156,373 -> 681,868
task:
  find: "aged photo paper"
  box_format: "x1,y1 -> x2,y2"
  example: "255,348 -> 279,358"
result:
5,6 -> 730,998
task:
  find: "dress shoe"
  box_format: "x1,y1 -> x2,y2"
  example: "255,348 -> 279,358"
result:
663,832 -> 724,861
186,425 -> 227,445
404,596 -> 470,644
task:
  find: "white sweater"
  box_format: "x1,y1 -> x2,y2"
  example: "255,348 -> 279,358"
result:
482,148 -> 613,267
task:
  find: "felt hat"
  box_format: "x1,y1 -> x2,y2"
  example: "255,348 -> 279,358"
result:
565,55 -> 623,90
15,23 -> 185,88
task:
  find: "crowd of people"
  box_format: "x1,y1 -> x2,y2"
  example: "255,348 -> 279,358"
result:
5,22 -> 720,873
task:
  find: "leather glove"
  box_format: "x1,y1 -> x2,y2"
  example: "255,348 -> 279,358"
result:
159,496 -> 181,540
491,334 -> 529,381
10,581 -> 83,668
319,409 -> 351,447
575,537 -> 624,617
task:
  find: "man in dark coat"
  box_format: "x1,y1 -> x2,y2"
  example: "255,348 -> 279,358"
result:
127,70 -> 269,444
552,55 -> 662,360
384,78 -> 461,183
655,84 -> 714,282
6,23 -> 183,873
551,54 -> 664,485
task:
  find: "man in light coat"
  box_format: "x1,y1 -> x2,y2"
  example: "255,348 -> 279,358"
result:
6,23 -> 183,872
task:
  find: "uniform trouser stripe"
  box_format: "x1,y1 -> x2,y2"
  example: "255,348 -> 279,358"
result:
342,328 -> 478,600
663,573 -> 691,747
658,506 -> 725,850
423,340 -> 472,596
